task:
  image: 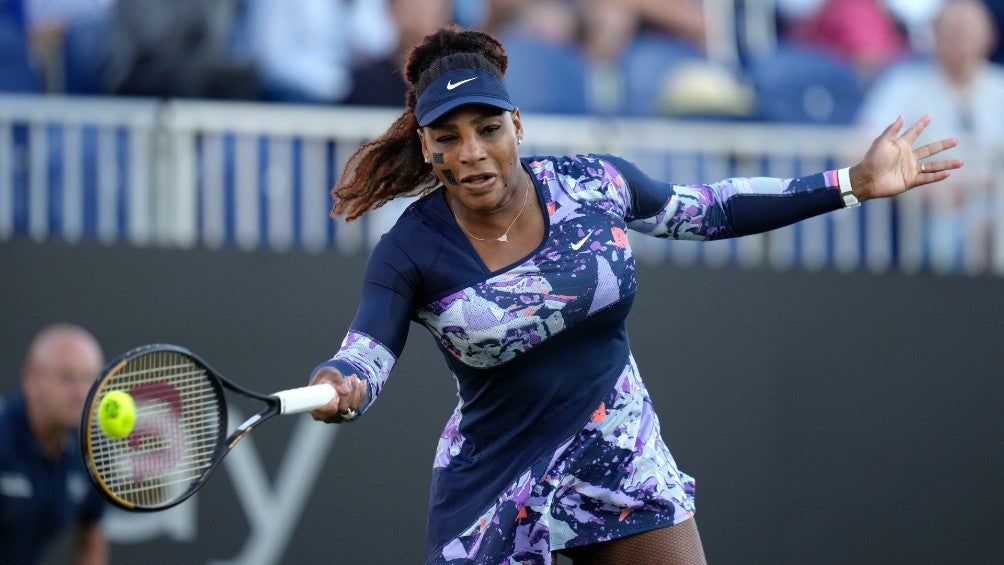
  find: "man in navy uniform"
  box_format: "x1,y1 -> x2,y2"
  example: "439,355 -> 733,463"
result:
1,323 -> 108,564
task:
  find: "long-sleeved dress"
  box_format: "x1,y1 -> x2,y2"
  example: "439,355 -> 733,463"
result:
313,154 -> 845,563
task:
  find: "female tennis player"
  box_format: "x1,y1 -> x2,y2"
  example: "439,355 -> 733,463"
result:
307,25 -> 962,564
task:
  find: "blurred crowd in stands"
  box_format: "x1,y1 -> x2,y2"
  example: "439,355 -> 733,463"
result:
2,0 -> 1003,272
1,0 -> 1001,124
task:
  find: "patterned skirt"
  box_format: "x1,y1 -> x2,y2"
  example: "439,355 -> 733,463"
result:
429,357 -> 696,563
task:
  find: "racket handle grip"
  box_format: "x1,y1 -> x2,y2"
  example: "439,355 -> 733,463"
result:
274,384 -> 337,414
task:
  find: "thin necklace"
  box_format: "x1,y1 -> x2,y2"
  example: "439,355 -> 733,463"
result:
452,178 -> 531,243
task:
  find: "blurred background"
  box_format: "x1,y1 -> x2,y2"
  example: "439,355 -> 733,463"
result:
2,0 -> 1003,563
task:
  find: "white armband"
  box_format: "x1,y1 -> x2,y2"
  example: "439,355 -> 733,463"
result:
838,167 -> 860,208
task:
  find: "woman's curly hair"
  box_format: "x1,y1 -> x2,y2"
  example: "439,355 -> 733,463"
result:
330,25 -> 509,221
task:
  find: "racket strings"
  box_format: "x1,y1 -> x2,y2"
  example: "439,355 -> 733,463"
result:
86,350 -> 225,508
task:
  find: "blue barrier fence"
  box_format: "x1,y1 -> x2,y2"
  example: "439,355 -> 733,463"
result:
1,94 -> 999,275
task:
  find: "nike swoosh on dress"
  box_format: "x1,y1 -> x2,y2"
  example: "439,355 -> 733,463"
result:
571,232 -> 592,251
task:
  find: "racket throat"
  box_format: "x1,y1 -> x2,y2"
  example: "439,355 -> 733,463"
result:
229,414 -> 262,449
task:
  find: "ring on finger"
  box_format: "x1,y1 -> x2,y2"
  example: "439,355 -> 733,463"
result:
340,408 -> 358,420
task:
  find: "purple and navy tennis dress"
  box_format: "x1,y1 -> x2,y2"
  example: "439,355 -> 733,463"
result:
314,154 -> 844,563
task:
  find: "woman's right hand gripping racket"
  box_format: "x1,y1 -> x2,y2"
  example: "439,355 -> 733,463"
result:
79,343 -> 336,511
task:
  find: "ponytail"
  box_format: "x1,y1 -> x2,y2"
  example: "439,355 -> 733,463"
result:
330,108 -> 435,221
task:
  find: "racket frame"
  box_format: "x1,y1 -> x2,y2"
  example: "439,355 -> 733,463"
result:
79,343 -> 310,511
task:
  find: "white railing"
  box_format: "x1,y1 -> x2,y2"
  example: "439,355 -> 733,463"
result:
0,95 -> 160,244
1,93 -> 1000,276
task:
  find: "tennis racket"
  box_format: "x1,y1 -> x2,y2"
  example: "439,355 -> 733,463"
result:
79,343 -> 336,511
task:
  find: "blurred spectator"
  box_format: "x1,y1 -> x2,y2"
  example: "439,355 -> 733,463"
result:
779,0 -> 909,84
344,0 -> 454,108
858,0 -> 1004,273
102,0 -> 256,99
0,323 -> 108,564
859,0 -> 1004,161
20,0 -> 112,92
241,0 -> 394,104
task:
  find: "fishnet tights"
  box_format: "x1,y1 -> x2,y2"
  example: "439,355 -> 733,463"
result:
557,519 -> 707,565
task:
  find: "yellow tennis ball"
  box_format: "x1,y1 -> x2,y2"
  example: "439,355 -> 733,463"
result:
98,390 -> 136,439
